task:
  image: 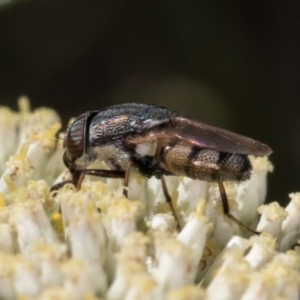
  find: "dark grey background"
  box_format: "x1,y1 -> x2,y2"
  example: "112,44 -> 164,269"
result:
1,0 -> 299,205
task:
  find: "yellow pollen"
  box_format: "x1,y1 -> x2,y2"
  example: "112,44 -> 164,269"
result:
0,193 -> 6,207
16,143 -> 29,161
4,175 -> 16,193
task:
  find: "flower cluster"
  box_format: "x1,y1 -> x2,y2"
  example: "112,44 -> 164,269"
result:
0,98 -> 299,300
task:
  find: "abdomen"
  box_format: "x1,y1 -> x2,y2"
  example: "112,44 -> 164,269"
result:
160,144 -> 252,182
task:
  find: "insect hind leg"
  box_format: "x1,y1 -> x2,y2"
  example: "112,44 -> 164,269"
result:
123,161 -> 132,197
160,174 -> 181,230
218,182 -> 259,235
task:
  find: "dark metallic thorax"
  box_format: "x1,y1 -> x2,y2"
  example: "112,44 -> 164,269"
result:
88,103 -> 177,145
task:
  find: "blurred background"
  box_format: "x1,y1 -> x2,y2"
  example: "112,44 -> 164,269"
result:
0,0 -> 299,204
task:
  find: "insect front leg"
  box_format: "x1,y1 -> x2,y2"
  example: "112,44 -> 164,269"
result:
50,169 -> 83,192
85,162 -> 133,198
160,174 -> 181,230
79,169 -> 126,189
123,161 -> 132,198
50,180 -> 76,192
218,182 -> 259,235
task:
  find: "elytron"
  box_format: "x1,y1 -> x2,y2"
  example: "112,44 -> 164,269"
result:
53,103 -> 272,231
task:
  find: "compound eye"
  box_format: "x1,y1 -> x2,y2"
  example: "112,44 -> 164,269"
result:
63,115 -> 87,161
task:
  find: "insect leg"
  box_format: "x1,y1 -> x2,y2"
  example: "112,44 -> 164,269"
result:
50,180 -> 75,192
218,182 -> 259,234
75,172 -> 85,189
50,169 -> 83,192
51,169 -> 125,192
82,169 -> 126,178
123,161 -> 132,198
160,174 -> 181,230
77,169 -> 126,189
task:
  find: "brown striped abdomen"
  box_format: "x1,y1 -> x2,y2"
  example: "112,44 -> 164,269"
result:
160,144 -> 251,182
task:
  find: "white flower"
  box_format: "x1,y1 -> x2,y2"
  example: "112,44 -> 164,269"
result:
0,98 -> 298,299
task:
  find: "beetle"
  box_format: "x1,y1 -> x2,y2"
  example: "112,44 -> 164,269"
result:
52,103 -> 272,232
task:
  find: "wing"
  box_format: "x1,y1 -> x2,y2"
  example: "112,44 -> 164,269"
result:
125,117 -> 272,156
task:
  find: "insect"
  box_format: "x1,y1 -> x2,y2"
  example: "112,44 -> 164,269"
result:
52,103 -> 272,232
